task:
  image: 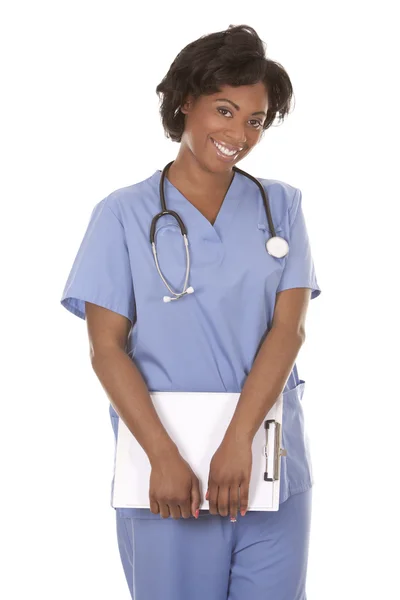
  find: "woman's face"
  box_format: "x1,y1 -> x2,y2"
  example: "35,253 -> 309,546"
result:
180,82 -> 269,172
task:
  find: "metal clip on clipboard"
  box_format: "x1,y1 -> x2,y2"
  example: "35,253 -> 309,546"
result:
263,419 -> 287,481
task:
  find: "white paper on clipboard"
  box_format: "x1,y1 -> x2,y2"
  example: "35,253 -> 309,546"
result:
112,391 -> 285,511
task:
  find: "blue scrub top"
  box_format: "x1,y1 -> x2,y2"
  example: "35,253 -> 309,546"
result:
61,168 -> 321,517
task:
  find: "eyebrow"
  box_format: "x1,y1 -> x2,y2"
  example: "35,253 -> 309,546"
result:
215,98 -> 267,117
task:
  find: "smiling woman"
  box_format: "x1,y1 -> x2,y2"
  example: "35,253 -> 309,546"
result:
60,23 -> 321,600
154,25 -> 295,216
156,25 -> 293,143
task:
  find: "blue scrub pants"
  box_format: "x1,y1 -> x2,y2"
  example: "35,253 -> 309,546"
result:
115,487 -> 312,600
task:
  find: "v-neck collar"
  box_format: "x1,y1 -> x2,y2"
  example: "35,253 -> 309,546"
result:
153,168 -> 246,243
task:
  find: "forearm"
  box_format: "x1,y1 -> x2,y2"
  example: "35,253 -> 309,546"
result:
223,326 -> 304,443
91,347 -> 179,465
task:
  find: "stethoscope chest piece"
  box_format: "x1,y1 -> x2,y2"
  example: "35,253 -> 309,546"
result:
266,236 -> 289,259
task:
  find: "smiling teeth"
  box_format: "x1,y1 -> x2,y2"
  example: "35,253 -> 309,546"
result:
212,139 -> 240,156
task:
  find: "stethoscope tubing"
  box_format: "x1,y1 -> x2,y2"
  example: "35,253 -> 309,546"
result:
150,160 -> 277,243
150,161 -> 288,302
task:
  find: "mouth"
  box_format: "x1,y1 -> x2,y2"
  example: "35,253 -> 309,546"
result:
210,137 -> 243,161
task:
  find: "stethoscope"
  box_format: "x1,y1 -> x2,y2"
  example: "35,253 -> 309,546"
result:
150,160 -> 289,303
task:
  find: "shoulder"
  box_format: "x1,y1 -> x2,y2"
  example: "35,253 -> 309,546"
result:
255,176 -> 300,230
258,177 -> 299,212
90,171 -> 158,223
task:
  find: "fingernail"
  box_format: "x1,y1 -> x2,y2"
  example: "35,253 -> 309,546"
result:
195,509 -> 199,519
230,517 -> 237,522
240,509 -> 246,517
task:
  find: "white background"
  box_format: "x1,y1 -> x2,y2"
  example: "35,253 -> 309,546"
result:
1,1 -> 399,598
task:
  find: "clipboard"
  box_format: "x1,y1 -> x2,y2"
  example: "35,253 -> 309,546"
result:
112,391 -> 286,511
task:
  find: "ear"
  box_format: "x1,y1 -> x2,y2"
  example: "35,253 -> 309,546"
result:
180,95 -> 194,115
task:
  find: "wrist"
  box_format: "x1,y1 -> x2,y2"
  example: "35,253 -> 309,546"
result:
147,435 -> 180,465
223,425 -> 253,446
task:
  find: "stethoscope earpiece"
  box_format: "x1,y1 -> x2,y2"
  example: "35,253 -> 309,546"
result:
152,162 -> 289,302
163,286 -> 195,303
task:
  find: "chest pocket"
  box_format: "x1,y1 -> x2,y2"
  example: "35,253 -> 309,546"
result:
212,212 -> 285,303
252,181 -> 288,271
257,221 -> 287,255
257,213 -> 288,270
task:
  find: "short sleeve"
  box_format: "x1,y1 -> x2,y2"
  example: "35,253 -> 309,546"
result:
60,199 -> 136,323
276,188 -> 321,300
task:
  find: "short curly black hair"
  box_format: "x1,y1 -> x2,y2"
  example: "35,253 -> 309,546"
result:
155,24 -> 294,143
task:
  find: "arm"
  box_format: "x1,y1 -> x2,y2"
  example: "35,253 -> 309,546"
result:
222,287 -> 310,444
86,302 -> 179,465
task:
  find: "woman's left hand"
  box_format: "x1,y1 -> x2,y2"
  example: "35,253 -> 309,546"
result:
205,434 -> 253,520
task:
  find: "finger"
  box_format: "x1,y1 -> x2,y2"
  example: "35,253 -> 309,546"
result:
179,501 -> 191,519
240,482 -> 249,516
159,502 -> 171,519
190,478 -> 201,518
168,504 -> 182,520
218,486 -> 229,517
149,499 -> 160,516
229,486 -> 239,520
179,487 -> 196,520
208,484 -> 218,516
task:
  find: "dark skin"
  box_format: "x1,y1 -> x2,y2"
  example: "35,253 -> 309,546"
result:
167,82 -> 269,224
87,82 -> 311,520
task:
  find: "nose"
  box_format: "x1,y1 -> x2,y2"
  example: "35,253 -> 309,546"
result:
225,127 -> 247,148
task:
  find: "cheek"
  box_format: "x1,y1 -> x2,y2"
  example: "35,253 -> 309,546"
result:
200,110 -> 224,135
190,127 -> 215,153
185,120 -> 213,150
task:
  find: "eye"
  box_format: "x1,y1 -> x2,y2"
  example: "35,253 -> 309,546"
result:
217,107 -> 232,118
217,108 -> 263,129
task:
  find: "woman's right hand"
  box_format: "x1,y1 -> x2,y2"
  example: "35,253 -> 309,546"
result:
149,450 -> 202,519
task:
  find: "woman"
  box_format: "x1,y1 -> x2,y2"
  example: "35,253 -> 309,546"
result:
61,24 -> 321,600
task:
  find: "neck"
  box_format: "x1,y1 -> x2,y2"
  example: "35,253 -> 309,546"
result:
167,150 -> 235,195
